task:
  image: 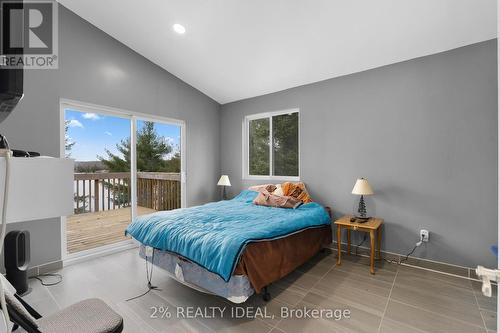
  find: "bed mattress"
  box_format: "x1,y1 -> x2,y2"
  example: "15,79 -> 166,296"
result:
127,190 -> 331,282
139,245 -> 254,303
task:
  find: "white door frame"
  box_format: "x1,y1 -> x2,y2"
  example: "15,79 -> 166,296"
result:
59,98 -> 187,264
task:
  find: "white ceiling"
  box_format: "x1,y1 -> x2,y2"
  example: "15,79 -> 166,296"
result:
58,0 -> 496,104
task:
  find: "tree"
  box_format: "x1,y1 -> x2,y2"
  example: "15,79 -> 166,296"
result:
248,113 -> 299,176
272,113 -> 298,176
65,120 -> 88,212
249,118 -> 270,175
97,122 -> 180,207
64,120 -> 75,158
163,152 -> 181,173
98,121 -> 179,172
99,137 -> 131,172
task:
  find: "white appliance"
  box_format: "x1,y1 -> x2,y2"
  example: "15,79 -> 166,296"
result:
0,157 -> 74,223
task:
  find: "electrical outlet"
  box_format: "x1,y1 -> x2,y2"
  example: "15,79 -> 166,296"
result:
420,229 -> 429,242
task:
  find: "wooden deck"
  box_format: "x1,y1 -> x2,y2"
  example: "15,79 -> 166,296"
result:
66,206 -> 156,254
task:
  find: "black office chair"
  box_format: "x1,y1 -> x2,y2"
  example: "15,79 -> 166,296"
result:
2,291 -> 123,333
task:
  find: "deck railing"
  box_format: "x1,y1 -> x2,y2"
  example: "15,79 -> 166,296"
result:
137,172 -> 181,211
74,172 -> 181,214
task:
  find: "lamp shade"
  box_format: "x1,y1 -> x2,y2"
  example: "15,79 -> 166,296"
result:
217,175 -> 231,187
351,178 -> 374,195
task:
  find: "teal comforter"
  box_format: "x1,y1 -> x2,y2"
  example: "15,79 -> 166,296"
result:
126,190 -> 331,281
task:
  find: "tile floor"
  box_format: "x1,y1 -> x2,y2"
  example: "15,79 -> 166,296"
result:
21,248 -> 496,333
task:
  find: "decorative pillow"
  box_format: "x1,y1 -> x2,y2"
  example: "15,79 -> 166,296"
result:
273,184 -> 284,196
253,190 -> 303,209
281,182 -> 313,203
248,184 -> 277,193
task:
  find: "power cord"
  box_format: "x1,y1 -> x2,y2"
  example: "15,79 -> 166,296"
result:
29,273 -> 63,286
384,233 -> 424,265
354,234 -> 367,256
125,249 -> 160,302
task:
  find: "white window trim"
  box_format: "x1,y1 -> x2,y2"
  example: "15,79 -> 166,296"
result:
242,108 -> 300,181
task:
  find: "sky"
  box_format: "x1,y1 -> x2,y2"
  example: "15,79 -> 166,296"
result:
65,109 -> 181,161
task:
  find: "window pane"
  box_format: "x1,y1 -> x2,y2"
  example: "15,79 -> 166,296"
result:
65,109 -> 132,254
136,120 -> 182,217
249,118 -> 270,175
272,113 -> 299,176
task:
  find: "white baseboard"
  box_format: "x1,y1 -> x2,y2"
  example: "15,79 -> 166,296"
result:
63,241 -> 139,266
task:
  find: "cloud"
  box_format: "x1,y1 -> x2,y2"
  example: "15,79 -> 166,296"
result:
82,113 -> 101,120
68,119 -> 84,128
104,131 -> 112,136
163,136 -> 175,146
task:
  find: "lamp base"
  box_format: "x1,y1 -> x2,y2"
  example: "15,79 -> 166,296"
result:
351,216 -> 371,223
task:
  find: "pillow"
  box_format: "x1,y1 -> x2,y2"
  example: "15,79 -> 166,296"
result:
248,184 -> 277,193
281,182 -> 313,203
253,190 -> 303,209
273,184 -> 284,196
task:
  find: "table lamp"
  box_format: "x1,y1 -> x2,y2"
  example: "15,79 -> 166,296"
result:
351,178 -> 374,222
217,175 -> 231,200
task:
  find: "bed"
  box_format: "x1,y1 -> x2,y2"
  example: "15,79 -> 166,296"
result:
126,190 -> 332,303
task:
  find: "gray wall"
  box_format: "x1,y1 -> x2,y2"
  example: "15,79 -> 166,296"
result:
0,4 -> 495,270
0,5 -> 220,267
220,39 -> 498,268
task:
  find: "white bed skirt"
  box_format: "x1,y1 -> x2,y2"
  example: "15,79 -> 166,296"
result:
139,245 -> 254,303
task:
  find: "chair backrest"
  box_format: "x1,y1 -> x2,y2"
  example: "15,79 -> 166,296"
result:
0,291 -> 42,333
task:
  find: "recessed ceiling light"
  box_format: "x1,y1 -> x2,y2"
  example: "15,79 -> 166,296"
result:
173,24 -> 186,34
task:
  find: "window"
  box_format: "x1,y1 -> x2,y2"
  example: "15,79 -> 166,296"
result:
244,109 -> 299,180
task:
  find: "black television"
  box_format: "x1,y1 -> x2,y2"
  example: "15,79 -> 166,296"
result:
0,68 -> 23,123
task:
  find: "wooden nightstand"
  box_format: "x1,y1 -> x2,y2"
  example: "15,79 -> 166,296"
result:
334,215 -> 384,274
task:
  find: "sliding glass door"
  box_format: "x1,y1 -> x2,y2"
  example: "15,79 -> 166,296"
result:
134,119 -> 183,217
64,109 -> 132,255
62,101 -> 185,257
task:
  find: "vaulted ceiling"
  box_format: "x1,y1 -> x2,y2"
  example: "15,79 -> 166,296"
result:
58,0 -> 496,104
